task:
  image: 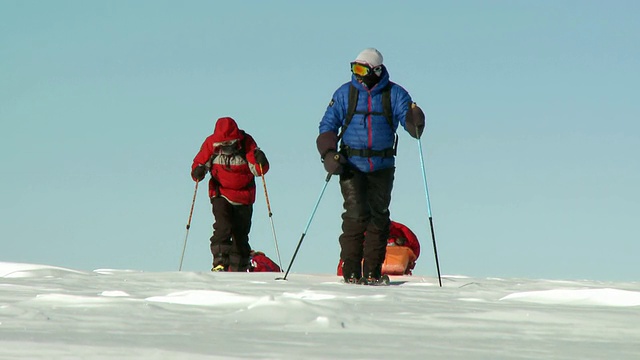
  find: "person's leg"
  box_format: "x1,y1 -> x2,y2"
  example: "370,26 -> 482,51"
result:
338,169 -> 369,281
362,167 -> 395,280
228,204 -> 253,272
210,197 -> 233,270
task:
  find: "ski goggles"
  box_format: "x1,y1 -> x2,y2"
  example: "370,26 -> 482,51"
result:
350,62 -> 383,77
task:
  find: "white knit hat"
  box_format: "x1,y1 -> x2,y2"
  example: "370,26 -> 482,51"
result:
354,48 -> 383,67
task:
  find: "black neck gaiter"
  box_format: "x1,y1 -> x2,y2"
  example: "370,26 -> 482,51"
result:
360,73 -> 381,89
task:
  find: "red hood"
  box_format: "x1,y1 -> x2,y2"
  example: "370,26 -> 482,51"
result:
211,117 -> 243,144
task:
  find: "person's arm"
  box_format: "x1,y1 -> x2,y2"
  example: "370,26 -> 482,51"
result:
244,134 -> 269,176
317,87 -> 349,175
191,136 -> 214,181
405,102 -> 425,139
395,86 -> 425,139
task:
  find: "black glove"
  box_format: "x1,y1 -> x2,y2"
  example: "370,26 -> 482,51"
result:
254,149 -> 268,166
191,165 -> 207,182
323,151 -> 346,175
405,103 -> 426,139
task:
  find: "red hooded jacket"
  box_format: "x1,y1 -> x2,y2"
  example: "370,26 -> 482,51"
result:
192,117 -> 269,205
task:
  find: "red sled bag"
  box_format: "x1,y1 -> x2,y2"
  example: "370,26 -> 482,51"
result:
384,221 -> 420,275
337,220 -> 421,276
250,251 -> 281,272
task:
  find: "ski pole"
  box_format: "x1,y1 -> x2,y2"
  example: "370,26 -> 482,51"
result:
416,127 -> 443,287
276,172 -> 333,280
179,181 -> 199,271
259,163 -> 284,272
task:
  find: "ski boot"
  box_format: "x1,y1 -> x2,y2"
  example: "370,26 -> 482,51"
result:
343,272 -> 361,284
362,272 -> 391,286
211,265 -> 226,272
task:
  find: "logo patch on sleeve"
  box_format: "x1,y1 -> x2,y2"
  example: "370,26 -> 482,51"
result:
328,99 -> 334,107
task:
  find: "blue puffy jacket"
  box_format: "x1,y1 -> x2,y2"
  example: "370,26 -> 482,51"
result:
319,68 -> 413,173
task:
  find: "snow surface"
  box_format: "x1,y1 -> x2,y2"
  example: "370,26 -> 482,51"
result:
1,262 -> 638,359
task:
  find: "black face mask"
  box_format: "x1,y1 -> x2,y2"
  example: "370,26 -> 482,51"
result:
358,72 -> 381,89
219,143 -> 239,155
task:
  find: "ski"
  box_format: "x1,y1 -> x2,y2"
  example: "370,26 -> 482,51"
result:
342,274 -> 391,286
365,274 -> 391,286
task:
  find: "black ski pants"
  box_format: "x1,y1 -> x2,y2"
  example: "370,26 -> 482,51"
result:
338,166 -> 395,278
210,197 -> 253,272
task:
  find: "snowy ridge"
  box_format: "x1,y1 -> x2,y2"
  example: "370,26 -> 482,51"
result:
1,261 -> 639,359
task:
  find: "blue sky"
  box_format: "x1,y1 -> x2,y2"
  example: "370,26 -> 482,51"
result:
1,1 -> 638,281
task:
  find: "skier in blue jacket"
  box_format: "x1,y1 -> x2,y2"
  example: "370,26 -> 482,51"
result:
317,48 -> 425,284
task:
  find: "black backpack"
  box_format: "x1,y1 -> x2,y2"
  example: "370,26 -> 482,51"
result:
338,83 -> 397,158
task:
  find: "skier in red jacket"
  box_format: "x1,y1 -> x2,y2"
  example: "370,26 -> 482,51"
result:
191,117 -> 269,272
